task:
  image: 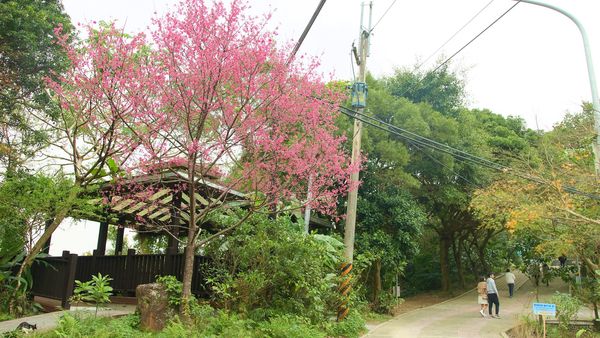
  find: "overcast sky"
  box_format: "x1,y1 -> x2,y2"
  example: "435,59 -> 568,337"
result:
54,0 -> 599,254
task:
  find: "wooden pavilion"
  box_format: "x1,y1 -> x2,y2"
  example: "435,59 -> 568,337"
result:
31,169 -> 333,309
33,170 -> 247,309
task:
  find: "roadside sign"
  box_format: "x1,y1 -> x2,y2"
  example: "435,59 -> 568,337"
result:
532,303 -> 556,317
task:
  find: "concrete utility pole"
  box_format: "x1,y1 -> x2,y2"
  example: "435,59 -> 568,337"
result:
516,0 -> 600,173
304,175 -> 313,234
344,1 -> 372,263
339,2 -> 372,322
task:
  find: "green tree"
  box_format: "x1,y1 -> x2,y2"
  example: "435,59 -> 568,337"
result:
472,105 -> 600,316
384,64 -> 465,116
355,183 -> 425,310
0,0 -> 72,176
345,69 -> 533,292
0,173 -> 73,258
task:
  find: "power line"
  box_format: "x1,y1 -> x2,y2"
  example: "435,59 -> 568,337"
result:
415,0 -> 495,72
369,0 -> 397,33
286,0 -> 327,65
338,105 -> 504,170
429,0 -> 521,76
410,141 -> 482,188
334,105 -> 600,200
395,0 -> 521,100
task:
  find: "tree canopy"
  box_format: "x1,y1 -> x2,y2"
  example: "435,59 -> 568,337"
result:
0,0 -> 72,176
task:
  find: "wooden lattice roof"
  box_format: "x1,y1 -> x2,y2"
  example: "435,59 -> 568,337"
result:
77,170 -> 248,230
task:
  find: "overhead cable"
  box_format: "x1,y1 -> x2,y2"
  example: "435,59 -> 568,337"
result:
415,0 -> 495,71
395,0 -> 521,99
369,0 -> 397,33
335,105 -> 600,200
286,0 -> 327,65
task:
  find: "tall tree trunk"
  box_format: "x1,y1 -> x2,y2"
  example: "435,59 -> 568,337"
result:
452,237 -> 465,289
440,236 -> 451,291
180,163 -> 197,316
373,258 -> 382,305
476,229 -> 496,274
464,241 -> 479,277
180,234 -> 196,313
477,246 -> 489,275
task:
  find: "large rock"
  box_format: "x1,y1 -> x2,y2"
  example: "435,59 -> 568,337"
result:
136,283 -> 176,331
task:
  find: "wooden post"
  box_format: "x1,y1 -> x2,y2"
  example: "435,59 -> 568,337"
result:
542,315 -> 546,338
96,221 -> 109,256
167,191 -> 182,255
115,226 -> 125,255
124,249 -> 136,293
61,251 -> 78,310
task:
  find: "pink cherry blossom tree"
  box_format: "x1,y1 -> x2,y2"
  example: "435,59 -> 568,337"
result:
18,0 -> 354,314
118,0 -> 355,308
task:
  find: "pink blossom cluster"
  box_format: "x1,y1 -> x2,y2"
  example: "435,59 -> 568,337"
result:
47,0 -> 357,217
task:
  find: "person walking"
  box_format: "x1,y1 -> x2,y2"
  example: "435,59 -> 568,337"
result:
477,276 -> 488,317
505,269 -> 516,298
559,255 -> 567,267
487,273 -> 500,318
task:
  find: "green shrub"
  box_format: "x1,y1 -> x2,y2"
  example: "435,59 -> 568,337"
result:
203,212 -> 344,323
197,309 -> 257,337
155,275 -> 183,307
0,251 -> 44,317
39,302 -> 364,338
551,292 -> 582,331
0,311 -> 14,321
257,314 -> 325,338
71,273 -> 113,317
159,318 -> 189,338
51,313 -> 146,338
325,309 -> 366,338
372,291 -> 400,314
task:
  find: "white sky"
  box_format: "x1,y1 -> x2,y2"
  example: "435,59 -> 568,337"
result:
52,0 -> 600,254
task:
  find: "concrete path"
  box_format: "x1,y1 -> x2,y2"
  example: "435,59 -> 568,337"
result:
0,303 -> 135,334
365,271 -> 546,338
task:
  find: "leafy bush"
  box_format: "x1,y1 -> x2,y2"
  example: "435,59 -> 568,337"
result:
71,273 -> 113,316
325,309 -> 366,338
0,251 -> 44,317
37,301 -> 364,338
155,275 -> 183,307
203,212 -> 345,323
572,272 -> 600,321
372,291 -> 400,314
35,210 -> 366,338
52,312 -> 146,338
551,292 -> 582,330
256,314 -> 325,338
0,311 -> 13,321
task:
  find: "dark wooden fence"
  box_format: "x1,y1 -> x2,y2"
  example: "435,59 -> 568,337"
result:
31,250 -> 209,309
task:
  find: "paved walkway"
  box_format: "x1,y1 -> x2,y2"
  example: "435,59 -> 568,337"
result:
0,304 -> 135,334
365,271 -> 563,338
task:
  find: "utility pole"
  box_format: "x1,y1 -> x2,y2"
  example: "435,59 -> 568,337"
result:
344,1 -> 371,265
339,1 -> 371,322
304,175 -> 313,234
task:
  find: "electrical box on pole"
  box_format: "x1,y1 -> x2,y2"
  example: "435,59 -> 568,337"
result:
351,82 -> 368,108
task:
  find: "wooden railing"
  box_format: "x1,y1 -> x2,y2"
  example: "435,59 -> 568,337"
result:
31,250 -> 210,309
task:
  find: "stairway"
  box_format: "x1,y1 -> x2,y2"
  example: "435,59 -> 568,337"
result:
495,270 -> 529,295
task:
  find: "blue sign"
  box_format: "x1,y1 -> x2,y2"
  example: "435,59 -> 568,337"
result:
532,303 -> 556,316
